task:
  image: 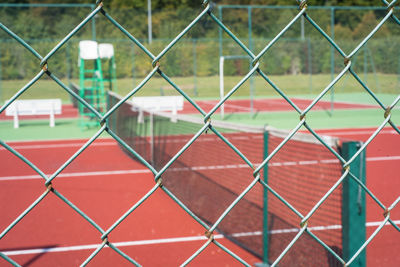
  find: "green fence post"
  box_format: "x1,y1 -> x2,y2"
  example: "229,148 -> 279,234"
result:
132,45 -> 135,88
193,39 -> 198,97
218,5 -> 223,58
330,7 -> 335,114
307,38 -> 312,95
248,6 -> 254,115
398,54 -> 400,88
263,129 -> 269,265
66,41 -> 71,83
0,44 -> 2,104
91,4 -> 96,40
341,141 -> 366,267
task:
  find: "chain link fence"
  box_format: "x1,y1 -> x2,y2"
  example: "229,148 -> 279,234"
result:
0,0 -> 399,266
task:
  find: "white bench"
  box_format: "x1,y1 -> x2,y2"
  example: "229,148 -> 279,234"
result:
5,99 -> 62,128
131,96 -> 184,123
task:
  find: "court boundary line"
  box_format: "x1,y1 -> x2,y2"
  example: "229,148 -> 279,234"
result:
1,155 -> 399,182
1,128 -> 397,151
3,220 -> 399,256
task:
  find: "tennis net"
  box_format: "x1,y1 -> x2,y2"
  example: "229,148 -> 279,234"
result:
107,91 -> 348,266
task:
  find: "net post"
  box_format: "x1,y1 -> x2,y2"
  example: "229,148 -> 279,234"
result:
262,127 -> 270,265
150,112 -> 154,166
341,141 -> 366,267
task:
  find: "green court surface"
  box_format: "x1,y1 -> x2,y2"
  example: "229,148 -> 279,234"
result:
0,119 -> 103,142
1,107 -> 398,142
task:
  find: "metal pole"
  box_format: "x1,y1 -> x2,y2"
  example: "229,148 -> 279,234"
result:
248,7 -> 254,115
0,44 -> 2,104
218,6 -> 223,58
219,56 -> 225,119
91,4 -> 96,40
132,45 -> 135,88
148,0 -> 152,44
193,39 -> 198,97
330,7 -> 335,114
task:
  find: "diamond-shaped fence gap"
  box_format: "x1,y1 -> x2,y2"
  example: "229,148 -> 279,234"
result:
254,39 -> 316,98
89,8 -> 155,93
0,190 -> 102,265
216,58 -> 257,116
267,132 -> 341,214
108,183 -> 205,240
161,131 -> 256,220
258,24 -> 346,104
49,137 -> 152,216
301,183 -> 344,247
215,181 -> 265,257
263,195 -> 307,266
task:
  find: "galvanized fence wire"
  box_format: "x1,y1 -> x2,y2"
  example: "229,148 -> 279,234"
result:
0,0 -> 399,266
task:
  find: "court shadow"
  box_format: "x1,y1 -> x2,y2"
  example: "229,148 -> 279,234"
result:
2,244 -> 59,266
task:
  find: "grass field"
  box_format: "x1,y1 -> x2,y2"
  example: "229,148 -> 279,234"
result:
1,73 -> 398,104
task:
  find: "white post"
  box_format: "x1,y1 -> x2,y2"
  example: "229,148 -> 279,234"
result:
50,103 -> 55,127
171,106 -> 177,123
138,109 -> 144,124
13,111 -> 19,128
219,56 -> 225,119
148,0 -> 152,44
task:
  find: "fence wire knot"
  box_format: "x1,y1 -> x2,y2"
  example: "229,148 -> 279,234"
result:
383,208 -> 390,218
384,107 -> 392,119
299,1 -> 308,10
205,230 -> 214,241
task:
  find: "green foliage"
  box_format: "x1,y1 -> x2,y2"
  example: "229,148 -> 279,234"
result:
0,2 -> 398,81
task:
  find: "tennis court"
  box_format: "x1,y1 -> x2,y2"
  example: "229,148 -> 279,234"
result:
0,126 -> 398,266
1,0 -> 399,266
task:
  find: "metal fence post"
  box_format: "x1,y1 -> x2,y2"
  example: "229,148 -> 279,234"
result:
341,141 -> 367,267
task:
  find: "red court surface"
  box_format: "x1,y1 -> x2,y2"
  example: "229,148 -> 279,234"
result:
0,98 -> 376,122
0,127 -> 398,266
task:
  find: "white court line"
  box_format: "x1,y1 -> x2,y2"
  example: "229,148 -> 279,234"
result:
2,220 -> 399,256
1,128 -> 395,151
0,169 -> 151,182
317,129 -> 398,136
0,141 -> 117,151
0,155 -> 399,182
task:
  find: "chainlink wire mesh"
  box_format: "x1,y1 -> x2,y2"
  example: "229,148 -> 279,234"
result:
0,0 -> 399,266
